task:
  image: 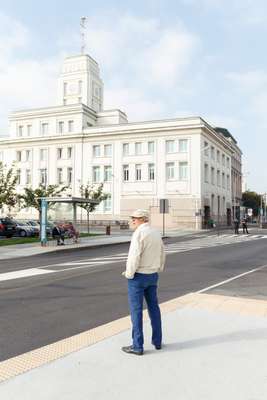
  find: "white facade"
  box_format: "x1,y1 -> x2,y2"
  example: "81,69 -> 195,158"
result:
0,53 -> 241,229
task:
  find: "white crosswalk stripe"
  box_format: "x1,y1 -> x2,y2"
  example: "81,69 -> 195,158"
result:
164,234 -> 267,255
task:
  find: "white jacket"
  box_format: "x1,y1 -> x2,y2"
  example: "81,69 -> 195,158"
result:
125,223 -> 166,279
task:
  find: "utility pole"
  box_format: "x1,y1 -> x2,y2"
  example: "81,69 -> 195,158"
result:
260,194 -> 263,228
80,16 -> 87,54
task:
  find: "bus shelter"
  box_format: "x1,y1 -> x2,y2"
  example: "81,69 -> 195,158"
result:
40,196 -> 99,246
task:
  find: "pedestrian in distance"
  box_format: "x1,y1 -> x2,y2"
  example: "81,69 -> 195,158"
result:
122,209 -> 165,356
242,218 -> 249,234
234,218 -> 240,235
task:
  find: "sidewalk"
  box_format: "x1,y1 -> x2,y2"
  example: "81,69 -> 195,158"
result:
1,293 -> 267,399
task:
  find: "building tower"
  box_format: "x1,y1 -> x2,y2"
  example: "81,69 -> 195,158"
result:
57,54 -> 104,112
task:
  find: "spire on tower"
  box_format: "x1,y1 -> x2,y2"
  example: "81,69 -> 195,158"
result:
80,16 -> 87,54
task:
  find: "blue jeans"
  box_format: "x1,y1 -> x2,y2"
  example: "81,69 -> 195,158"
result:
128,272 -> 162,351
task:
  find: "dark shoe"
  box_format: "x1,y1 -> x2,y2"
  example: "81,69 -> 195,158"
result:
154,345 -> 162,350
121,346 -> 143,355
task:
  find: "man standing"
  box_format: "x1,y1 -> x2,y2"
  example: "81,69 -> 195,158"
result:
122,209 -> 165,356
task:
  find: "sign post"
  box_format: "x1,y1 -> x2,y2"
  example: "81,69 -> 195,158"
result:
160,199 -> 169,237
40,198 -> 48,246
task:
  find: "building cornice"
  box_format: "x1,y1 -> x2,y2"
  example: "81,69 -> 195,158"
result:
9,104 -> 97,120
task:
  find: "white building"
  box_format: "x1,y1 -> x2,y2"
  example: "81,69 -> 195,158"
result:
0,53 -> 242,229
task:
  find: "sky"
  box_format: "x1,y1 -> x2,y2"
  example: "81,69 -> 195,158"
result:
0,0 -> 266,192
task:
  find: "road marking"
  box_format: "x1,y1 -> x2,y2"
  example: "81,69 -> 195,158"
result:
0,268 -> 55,282
197,263 -> 267,294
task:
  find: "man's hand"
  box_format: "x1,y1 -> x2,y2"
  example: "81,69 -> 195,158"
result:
121,271 -> 126,276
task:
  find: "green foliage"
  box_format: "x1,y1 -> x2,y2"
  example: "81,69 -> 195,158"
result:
0,162 -> 19,211
19,184 -> 68,216
79,183 -> 108,213
242,190 -> 263,216
79,183 -> 108,233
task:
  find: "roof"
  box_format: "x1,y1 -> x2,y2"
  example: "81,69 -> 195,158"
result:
214,127 -> 237,144
40,197 -> 99,204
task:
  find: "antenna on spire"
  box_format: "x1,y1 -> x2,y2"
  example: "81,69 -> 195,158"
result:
80,16 -> 87,54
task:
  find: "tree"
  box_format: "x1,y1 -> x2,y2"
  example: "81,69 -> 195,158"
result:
242,190 -> 263,217
79,183 -> 108,232
0,162 -> 19,213
19,184 -> 68,222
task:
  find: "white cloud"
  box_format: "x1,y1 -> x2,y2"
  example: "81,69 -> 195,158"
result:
0,14 -> 62,134
0,13 -> 201,133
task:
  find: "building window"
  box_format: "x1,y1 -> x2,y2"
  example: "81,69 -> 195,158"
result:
78,97 -> 82,104
93,166 -> 101,182
123,143 -> 129,156
58,121 -> 64,134
25,150 -> 31,162
104,165 -> 112,182
204,141 -> 209,157
27,125 -> 32,136
41,123 -> 48,136
123,165 -> 129,181
135,164 -> 142,181
25,169 -> 31,185
211,146 -> 215,159
16,151 -> 22,162
135,142 -> 142,155
179,139 -> 188,153
67,147 -> 72,159
93,145 -> 101,157
103,195 -> 112,212
222,172 -> 225,188
217,170 -> 221,186
57,168 -> 63,184
148,163 -> 155,181
104,144 -> 112,157
67,167 -> 72,185
166,162 -> 175,180
18,125 -> 23,137
57,148 -> 63,159
64,82 -> 68,96
179,162 -> 188,181
17,169 -> 21,184
166,140 -> 175,153
40,148 -> 47,161
217,150 -> 220,163
226,157 -> 230,168
78,80 -> 82,95
211,167 -> 215,185
227,174 -> 230,190
204,164 -> 209,183
222,154 -> 225,166
148,141 -> 154,154
40,169 -> 47,186
68,120 -> 74,132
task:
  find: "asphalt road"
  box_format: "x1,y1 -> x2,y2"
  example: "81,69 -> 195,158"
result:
1,233 -> 267,362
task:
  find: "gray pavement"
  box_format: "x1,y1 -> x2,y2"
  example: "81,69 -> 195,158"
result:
1,293 -> 267,399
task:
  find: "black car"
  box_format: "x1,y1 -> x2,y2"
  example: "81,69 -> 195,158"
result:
0,217 -> 16,238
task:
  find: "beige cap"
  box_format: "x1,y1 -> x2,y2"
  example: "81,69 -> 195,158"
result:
130,209 -> 149,219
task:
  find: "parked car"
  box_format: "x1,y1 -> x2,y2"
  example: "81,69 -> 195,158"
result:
0,217 -> 16,238
13,220 -> 35,237
27,220 -> 55,236
21,220 -> 40,236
